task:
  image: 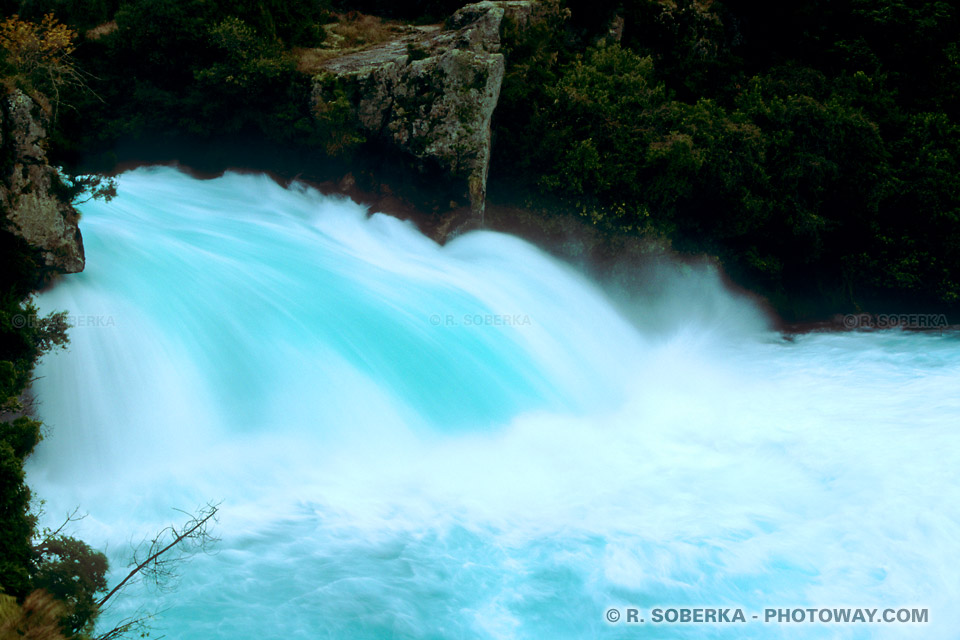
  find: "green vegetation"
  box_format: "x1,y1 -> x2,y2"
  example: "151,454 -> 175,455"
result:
311,72 -> 366,156
0,232 -> 107,639
1,0 -> 958,320
62,0 -> 320,151
0,12 -> 83,114
2,1 -> 469,170
492,0 -> 960,317
328,0 -> 467,22
0,16 -> 116,639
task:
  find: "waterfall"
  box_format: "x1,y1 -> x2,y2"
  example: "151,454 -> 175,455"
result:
28,166 -> 960,639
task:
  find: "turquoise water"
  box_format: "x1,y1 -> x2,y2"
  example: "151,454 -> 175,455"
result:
27,167 -> 960,639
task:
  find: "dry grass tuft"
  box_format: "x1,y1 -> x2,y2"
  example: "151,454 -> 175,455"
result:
85,21 -> 117,41
293,12 -> 436,75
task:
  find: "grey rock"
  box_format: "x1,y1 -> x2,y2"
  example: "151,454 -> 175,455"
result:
1,89 -> 84,274
314,1 -> 545,220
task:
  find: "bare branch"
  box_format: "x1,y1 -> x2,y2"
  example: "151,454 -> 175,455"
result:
94,608 -> 164,640
97,503 -> 220,611
37,506 -> 87,545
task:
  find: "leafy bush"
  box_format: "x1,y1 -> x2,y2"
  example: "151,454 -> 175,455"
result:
0,416 -> 42,600
620,0 -> 737,100
311,72 -> 366,156
0,13 -> 81,106
0,288 -> 69,601
533,47 -> 676,220
492,0 -> 569,191
490,0 -> 960,314
31,536 -> 108,636
0,232 -> 107,636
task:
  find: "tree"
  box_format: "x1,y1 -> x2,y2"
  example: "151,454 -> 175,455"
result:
0,292 -> 70,603
31,534 -> 108,637
94,504 -> 220,640
0,13 -> 83,112
0,417 -> 43,600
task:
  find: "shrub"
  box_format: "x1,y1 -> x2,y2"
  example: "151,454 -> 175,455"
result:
0,13 -> 81,108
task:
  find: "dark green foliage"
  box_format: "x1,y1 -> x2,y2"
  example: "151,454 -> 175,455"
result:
9,0 -> 119,31
32,536 -> 109,635
406,42 -> 429,62
860,112 -> 960,303
619,0 -> 738,100
190,16 -> 302,134
311,73 -> 366,157
724,0 -> 960,110
532,46 -> 677,222
5,0 -> 329,45
733,68 -> 886,246
561,0 -> 621,44
0,417 -> 41,599
0,292 -> 70,411
111,0 -> 221,85
110,0 -> 327,63
229,0 -> 330,47
492,0 -> 960,316
491,0 -> 568,193
0,266 -> 69,600
7,0 -> 959,316
0,231 -> 105,636
505,45 -> 763,237
44,0 -> 344,166
329,0 -> 468,22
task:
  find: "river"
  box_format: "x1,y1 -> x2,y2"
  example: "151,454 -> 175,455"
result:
28,166 -> 960,639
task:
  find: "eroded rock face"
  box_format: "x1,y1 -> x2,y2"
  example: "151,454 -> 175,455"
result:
1,90 -> 84,274
314,1 -> 544,220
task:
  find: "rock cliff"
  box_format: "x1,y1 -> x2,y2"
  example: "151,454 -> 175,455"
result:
314,1 -> 549,221
0,89 -> 84,274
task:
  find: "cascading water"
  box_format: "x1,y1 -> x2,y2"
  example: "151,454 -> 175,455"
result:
26,166 -> 960,639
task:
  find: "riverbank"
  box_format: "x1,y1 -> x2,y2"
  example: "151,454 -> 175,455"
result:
9,0 -> 954,325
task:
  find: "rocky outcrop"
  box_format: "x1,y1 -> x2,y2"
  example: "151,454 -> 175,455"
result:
313,1 -> 549,221
0,89 -> 84,274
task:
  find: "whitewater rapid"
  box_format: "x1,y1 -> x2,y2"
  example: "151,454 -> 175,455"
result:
27,167 -> 960,639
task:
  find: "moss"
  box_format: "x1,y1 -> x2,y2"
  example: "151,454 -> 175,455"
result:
311,73 -> 367,156
406,41 -> 429,62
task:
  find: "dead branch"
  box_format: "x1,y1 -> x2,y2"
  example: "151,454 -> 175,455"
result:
96,503 -> 220,611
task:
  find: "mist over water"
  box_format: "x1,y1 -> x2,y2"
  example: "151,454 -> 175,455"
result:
27,167 -> 960,639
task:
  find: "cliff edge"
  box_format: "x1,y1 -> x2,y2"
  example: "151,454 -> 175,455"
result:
314,1 -> 550,222
0,89 -> 84,275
